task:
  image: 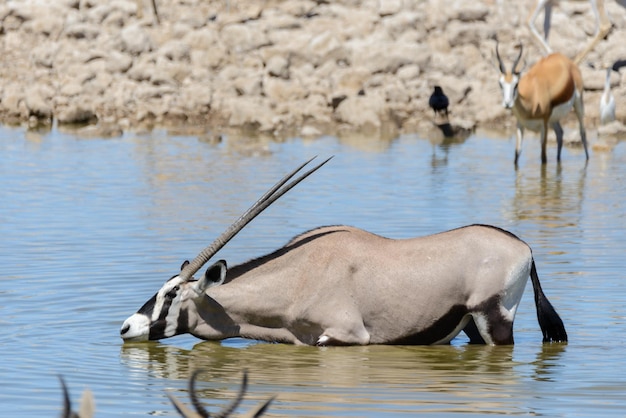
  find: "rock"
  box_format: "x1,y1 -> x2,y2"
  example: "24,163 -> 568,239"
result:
75,123 -> 124,138
266,55 -> 290,79
0,0 -> 623,137
119,24 -> 153,55
25,86 -> 53,119
378,0 -> 403,16
159,40 -> 191,62
454,4 -> 490,22
30,42 -> 61,69
64,22 -> 101,40
300,124 -> 322,138
223,96 -> 275,132
105,51 -> 133,73
57,103 -> 97,124
331,66 -> 371,96
265,76 -> 307,103
351,40 -> 426,74
598,120 -> 626,137
221,22 -> 270,54
1,83 -> 27,118
334,94 -> 384,131
308,31 -> 349,66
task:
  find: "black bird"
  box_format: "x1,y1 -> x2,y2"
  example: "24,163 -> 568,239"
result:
429,85 -> 449,118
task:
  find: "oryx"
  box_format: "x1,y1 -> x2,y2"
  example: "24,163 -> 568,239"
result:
121,158 -> 568,346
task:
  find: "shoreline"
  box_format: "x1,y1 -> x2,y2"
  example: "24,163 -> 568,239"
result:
1,0 -> 624,140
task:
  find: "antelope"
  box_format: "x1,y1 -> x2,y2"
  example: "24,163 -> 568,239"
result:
120,158 -> 568,346
58,372 -> 270,418
167,370 -> 274,418
495,43 -> 589,165
58,376 -> 94,418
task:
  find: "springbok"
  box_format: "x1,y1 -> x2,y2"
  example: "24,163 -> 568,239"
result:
167,370 -> 274,418
496,43 -> 589,165
120,158 -> 568,346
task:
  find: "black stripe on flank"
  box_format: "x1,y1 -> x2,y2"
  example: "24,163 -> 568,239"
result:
389,304 -> 469,345
387,294 -> 514,345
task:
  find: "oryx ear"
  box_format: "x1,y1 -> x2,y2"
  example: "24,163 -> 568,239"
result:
195,260 -> 227,293
180,260 -> 190,271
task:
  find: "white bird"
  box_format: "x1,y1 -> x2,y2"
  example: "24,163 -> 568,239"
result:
600,67 -> 616,125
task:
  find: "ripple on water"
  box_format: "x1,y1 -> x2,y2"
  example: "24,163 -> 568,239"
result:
1,128 -> 625,417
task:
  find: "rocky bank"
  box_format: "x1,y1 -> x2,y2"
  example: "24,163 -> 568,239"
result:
0,0 -> 625,140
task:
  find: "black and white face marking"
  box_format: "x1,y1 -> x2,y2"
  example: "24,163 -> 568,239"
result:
499,72 -> 519,109
120,275 -> 190,341
120,260 -> 227,342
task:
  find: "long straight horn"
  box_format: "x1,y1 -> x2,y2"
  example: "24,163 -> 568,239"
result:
512,43 -> 524,74
495,42 -> 506,74
178,156 -> 333,281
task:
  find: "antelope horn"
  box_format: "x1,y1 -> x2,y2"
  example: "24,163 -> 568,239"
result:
213,370 -> 247,418
167,370 -> 272,418
166,370 -> 210,418
495,41 -> 506,74
59,376 -> 74,418
248,396 -> 275,418
188,369 -> 211,418
166,392 -> 201,418
512,43 -> 524,74
178,156 -> 333,281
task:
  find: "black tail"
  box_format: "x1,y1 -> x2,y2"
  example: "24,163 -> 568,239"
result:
530,260 -> 568,343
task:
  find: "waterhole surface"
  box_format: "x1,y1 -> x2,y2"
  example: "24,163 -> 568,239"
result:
1,125 -> 624,417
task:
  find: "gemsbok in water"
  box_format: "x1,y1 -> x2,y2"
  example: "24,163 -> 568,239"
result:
121,157 -> 567,345
496,42 -> 588,165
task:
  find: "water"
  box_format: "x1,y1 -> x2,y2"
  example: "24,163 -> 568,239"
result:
1,125 -> 625,417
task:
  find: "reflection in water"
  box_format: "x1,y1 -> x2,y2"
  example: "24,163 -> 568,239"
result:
120,341 -> 565,415
428,133 -> 470,171
512,164 -> 586,225
531,343 -> 568,382
509,163 -> 587,235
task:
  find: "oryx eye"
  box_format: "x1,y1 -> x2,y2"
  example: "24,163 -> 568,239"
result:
165,285 -> 180,298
